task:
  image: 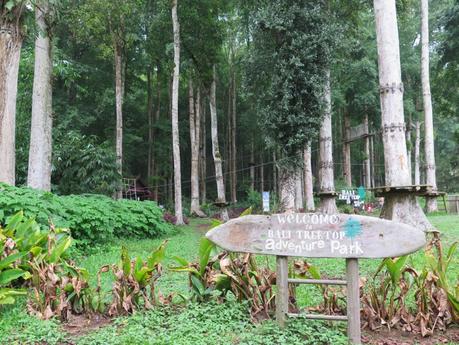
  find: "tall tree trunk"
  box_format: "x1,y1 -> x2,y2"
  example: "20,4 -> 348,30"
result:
0,16 -> 23,185
250,140 -> 255,190
171,0 -> 183,224
414,120 -> 421,185
230,70 -> 237,203
260,153 -> 264,192
113,42 -> 124,199
27,0 -> 53,191
304,143 -> 315,211
209,66 -> 228,221
279,165 -> 295,212
153,66 -> 161,201
373,0 -> 432,230
406,116 -> 412,184
189,80 -> 204,216
294,167 -> 303,211
342,109 -> 352,187
147,66 -> 154,182
364,114 -> 371,189
318,70 -> 337,214
370,134 -> 375,188
200,99 -> 207,204
272,151 -> 278,196
421,0 -> 437,212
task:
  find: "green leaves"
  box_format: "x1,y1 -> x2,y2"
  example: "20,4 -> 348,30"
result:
5,0 -> 17,11
0,288 -> 26,305
382,256 -> 409,285
0,184 -> 174,249
247,1 -> 341,157
0,269 -> 27,285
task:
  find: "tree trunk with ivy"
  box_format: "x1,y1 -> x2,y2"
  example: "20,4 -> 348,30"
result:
318,70 -> 337,214
279,166 -> 295,212
421,0 -> 438,212
294,168 -> 303,211
0,5 -> 24,186
374,0 -> 432,230
171,0 -> 184,224
304,144 -> 315,211
28,0 -> 53,191
209,66 -> 228,221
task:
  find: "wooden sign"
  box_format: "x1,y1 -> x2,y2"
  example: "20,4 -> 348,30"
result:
206,213 -> 426,345
206,213 -> 426,259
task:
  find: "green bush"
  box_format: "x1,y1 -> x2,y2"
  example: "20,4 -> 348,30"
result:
0,184 -> 174,248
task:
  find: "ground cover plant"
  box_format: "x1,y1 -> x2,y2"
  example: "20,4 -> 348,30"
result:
0,184 -> 174,248
1,213 -> 458,345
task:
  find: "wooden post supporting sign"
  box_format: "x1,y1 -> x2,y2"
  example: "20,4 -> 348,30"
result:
206,213 -> 426,345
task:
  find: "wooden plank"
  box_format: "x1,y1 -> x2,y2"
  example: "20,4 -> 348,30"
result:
206,213 -> 426,259
346,258 -> 361,345
275,256 -> 289,328
287,313 -> 348,321
288,278 -> 347,286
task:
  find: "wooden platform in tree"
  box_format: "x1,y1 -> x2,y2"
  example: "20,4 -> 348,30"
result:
315,191 -> 339,197
371,184 -> 434,197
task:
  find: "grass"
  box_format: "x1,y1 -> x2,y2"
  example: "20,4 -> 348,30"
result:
0,214 -> 458,344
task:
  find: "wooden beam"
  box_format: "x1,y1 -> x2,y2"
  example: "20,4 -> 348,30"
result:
287,313 -> 348,321
288,278 -> 347,286
346,258 -> 361,345
275,256 -> 289,328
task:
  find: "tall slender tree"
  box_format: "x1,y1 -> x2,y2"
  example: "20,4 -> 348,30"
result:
421,0 -> 438,212
27,0 -> 54,191
318,71 -> 337,214
209,66 -> 229,221
0,1 -> 26,185
373,0 -> 432,230
171,0 -> 184,224
189,79 -> 205,216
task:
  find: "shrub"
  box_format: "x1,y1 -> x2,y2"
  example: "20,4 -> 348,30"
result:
52,131 -> 121,197
0,184 -> 174,248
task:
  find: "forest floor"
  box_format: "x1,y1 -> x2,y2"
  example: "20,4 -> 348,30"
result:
0,213 -> 458,344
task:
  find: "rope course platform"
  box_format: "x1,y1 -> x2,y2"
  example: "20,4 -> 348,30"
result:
371,184 -> 434,196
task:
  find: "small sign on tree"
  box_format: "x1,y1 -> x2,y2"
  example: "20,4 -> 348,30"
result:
206,213 -> 425,345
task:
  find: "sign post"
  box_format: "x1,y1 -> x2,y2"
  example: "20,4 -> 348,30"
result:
206,213 -> 426,345
262,192 -> 270,212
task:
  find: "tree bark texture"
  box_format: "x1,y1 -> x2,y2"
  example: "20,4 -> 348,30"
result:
414,120 -> 421,185
0,17 -> 23,185
230,70 -> 237,203
343,110 -> 352,187
189,80 -> 205,216
250,140 -> 255,191
27,0 -> 53,191
294,167 -> 303,211
279,166 -> 295,213
171,0 -> 184,224
421,0 -> 438,212
147,67 -> 153,181
374,0 -> 432,231
210,66 -> 228,221
304,144 -> 315,211
200,100 -> 207,204
318,70 -> 337,214
364,115 -> 371,189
